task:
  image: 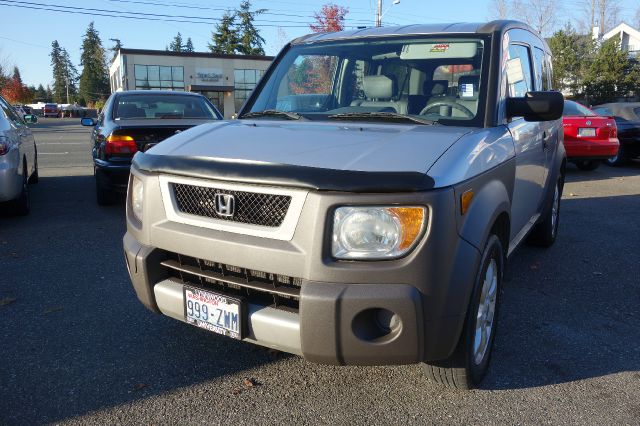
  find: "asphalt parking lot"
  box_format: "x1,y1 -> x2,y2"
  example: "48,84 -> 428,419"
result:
1,118 -> 639,425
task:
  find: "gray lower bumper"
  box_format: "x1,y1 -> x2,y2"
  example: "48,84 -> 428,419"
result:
153,278 -> 302,355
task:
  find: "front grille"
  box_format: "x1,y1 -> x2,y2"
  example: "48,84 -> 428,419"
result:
172,183 -> 291,227
162,252 -> 302,311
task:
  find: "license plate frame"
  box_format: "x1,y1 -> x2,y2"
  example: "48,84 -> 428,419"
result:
578,128 -> 596,137
183,286 -> 243,340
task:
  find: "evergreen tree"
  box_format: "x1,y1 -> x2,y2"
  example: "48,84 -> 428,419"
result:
45,85 -> 53,102
209,11 -> 240,54
169,32 -> 184,52
50,40 -> 66,103
34,84 -> 48,102
51,41 -> 79,104
583,38 -> 640,104
0,64 -> 7,91
12,66 -> 22,84
184,37 -> 194,52
78,22 -> 110,106
237,1 -> 266,55
109,38 -> 123,62
548,24 -> 593,96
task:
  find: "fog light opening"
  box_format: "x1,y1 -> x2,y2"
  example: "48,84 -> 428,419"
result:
352,308 -> 402,343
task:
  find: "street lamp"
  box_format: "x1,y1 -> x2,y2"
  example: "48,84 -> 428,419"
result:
376,0 -> 400,27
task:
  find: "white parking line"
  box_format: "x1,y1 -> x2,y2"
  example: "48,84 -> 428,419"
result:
39,152 -> 70,155
40,142 -> 86,145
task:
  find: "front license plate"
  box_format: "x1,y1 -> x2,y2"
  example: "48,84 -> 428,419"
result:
183,286 -> 243,339
578,128 -> 596,137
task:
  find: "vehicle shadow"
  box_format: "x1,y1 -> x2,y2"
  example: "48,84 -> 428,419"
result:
0,174 -> 286,425
564,158 -> 640,182
483,191 -> 640,390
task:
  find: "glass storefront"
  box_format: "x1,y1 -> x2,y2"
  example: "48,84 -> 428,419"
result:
135,65 -> 185,90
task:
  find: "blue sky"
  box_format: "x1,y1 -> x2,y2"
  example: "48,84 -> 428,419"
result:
0,0 -> 638,87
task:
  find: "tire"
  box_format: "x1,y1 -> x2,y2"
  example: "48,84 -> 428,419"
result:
423,235 -> 503,389
527,178 -> 561,247
10,166 -> 30,216
606,145 -> 627,167
95,169 -> 117,206
575,160 -> 599,171
28,148 -> 39,184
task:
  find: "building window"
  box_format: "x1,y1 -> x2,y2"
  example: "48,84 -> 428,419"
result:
135,65 -> 185,91
234,69 -> 264,112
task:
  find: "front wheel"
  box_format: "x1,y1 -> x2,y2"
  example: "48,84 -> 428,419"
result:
423,234 -> 503,389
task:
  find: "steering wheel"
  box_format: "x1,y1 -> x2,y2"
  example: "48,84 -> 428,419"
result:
420,100 -> 474,118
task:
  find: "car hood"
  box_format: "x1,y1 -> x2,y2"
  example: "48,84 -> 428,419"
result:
147,119 -> 472,174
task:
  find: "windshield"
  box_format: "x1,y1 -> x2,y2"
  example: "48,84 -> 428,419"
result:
114,94 -> 220,120
563,101 -> 595,117
242,36 -> 487,126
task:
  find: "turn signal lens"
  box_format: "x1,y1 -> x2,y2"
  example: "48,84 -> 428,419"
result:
106,135 -> 137,155
460,190 -> 474,215
388,207 -> 426,250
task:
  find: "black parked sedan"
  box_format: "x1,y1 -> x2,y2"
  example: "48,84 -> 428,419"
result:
82,90 -> 222,204
592,102 -> 640,166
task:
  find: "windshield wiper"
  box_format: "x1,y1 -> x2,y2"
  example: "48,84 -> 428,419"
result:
240,110 -> 305,120
327,112 -> 435,125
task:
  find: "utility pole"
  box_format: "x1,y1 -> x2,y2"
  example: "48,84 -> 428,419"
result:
376,0 -> 382,27
65,75 -> 70,105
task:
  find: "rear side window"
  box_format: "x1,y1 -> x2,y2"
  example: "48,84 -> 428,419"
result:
506,44 -> 533,97
563,101 -> 595,116
592,107 -> 613,117
533,47 -> 552,91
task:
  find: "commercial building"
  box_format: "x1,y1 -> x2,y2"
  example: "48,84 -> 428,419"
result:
109,49 -> 274,118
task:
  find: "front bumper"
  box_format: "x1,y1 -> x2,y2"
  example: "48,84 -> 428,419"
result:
123,169 -> 482,365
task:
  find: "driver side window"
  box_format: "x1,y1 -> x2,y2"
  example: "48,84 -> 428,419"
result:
506,44 -> 533,97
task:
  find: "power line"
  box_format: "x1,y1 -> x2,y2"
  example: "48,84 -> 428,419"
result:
0,0 -> 380,26
0,0 -> 312,27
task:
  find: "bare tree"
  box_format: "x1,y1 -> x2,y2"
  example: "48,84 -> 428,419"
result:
515,0 -> 561,35
580,0 -> 621,35
488,0 -> 510,19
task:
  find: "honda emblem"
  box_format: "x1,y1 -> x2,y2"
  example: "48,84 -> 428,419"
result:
214,194 -> 235,217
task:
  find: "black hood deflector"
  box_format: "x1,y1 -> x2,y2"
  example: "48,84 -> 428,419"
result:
132,152 -> 435,192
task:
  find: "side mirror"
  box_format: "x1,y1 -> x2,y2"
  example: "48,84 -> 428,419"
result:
81,117 -> 96,127
506,91 -> 564,122
24,114 -> 38,124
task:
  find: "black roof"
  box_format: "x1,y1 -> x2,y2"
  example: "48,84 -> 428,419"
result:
292,20 -> 537,44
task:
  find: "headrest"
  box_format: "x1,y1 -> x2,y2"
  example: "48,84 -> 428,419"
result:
118,103 -> 144,118
458,75 -> 480,101
424,79 -> 449,96
363,75 -> 396,100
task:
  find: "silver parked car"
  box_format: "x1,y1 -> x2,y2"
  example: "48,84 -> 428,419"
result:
124,21 -> 565,389
0,95 -> 38,215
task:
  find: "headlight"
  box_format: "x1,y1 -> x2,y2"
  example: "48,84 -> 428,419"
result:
130,176 -> 144,222
332,206 -> 427,259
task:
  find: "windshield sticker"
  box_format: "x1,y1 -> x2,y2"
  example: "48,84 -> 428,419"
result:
430,43 -> 450,53
460,84 -> 475,98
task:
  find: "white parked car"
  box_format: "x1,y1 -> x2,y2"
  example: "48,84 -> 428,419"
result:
0,95 -> 38,215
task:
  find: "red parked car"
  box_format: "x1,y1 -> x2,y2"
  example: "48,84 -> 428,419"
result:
562,100 -> 619,170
